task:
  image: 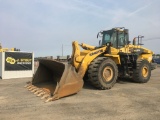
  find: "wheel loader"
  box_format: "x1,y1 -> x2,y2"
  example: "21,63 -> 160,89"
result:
0,43 -> 17,52
25,27 -> 156,102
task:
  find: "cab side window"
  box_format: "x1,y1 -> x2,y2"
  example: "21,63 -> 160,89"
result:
118,33 -> 125,48
104,34 -> 111,43
110,33 -> 117,48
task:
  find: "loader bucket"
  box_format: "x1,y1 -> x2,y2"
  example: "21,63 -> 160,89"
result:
25,59 -> 83,102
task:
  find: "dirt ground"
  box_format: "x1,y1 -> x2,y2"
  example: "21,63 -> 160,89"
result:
0,67 -> 160,120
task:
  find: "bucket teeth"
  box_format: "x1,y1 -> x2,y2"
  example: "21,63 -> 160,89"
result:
28,86 -> 36,91
41,94 -> 50,100
26,86 -> 31,89
25,82 -> 61,102
45,97 -> 53,103
31,88 -> 38,92
24,84 -> 30,88
27,85 -> 33,89
37,91 -> 45,97
34,90 -> 43,95
45,95 -> 59,102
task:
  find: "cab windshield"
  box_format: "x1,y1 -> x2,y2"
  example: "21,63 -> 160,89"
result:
102,34 -> 111,44
102,31 -> 117,48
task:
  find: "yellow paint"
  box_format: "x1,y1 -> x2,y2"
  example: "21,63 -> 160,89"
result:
71,40 -> 154,78
138,54 -> 153,63
0,43 -> 15,52
104,54 -> 121,64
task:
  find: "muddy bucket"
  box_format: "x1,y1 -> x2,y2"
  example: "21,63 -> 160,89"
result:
25,59 -> 83,102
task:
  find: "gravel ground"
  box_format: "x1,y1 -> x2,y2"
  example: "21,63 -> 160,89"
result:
0,67 -> 160,120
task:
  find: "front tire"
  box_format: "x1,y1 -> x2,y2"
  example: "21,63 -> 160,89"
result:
133,59 -> 151,83
88,57 -> 118,90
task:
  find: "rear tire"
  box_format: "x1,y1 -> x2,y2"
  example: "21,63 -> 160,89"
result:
133,59 -> 151,83
88,57 -> 118,90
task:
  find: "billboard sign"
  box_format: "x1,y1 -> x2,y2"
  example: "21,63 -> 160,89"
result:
5,52 -> 32,71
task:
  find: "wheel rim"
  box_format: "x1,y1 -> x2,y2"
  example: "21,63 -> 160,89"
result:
142,66 -> 148,77
103,66 -> 113,82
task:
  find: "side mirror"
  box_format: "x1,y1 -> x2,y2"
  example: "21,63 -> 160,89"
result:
97,32 -> 99,38
99,40 -> 101,46
128,41 -> 131,44
133,38 -> 136,45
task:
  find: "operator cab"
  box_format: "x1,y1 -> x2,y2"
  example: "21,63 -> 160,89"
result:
98,27 -> 129,49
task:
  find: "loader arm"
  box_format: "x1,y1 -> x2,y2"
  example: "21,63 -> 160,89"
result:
71,41 -> 107,78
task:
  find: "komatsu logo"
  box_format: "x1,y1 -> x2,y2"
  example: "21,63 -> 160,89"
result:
90,50 -> 103,56
6,57 -> 16,64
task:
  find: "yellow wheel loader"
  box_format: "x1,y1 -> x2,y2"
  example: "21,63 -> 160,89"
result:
0,43 -> 17,52
25,27 -> 157,102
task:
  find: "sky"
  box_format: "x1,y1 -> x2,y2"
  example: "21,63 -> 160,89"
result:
0,0 -> 160,57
